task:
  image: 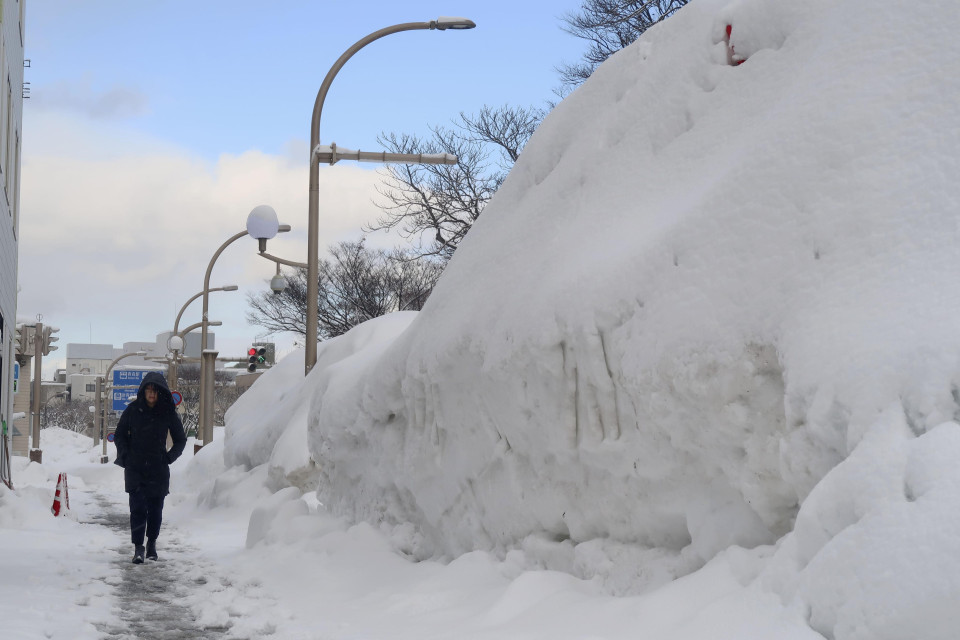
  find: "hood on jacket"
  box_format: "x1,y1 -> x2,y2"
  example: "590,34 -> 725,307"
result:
136,371 -> 175,408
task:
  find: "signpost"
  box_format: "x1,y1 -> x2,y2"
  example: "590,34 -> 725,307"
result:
111,369 -> 155,412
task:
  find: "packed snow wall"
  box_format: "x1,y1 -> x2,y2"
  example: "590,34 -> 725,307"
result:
230,0 -> 960,608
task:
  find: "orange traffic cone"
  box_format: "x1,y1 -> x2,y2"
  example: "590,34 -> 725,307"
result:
51,473 -> 70,516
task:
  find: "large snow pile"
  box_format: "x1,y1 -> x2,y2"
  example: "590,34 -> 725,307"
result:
224,312 -> 416,489
228,0 -> 960,636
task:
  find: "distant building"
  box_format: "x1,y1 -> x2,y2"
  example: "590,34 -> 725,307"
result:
63,330 -> 219,401
156,330 -> 205,358
1,0 -> 28,484
65,343 -> 115,376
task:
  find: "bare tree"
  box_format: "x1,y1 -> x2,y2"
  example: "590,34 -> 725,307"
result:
176,364 -> 201,437
175,365 -> 237,437
247,240 -> 443,341
558,0 -> 690,91
370,104 -> 543,260
44,399 -> 95,434
458,104 -> 544,169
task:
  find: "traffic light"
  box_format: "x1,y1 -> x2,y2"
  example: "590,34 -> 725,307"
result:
14,324 -> 30,356
247,346 -> 267,372
42,326 -> 60,356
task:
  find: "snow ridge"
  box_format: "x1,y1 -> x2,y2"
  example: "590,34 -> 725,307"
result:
227,0 -> 960,635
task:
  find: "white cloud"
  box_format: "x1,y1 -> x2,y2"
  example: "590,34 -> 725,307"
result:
31,78 -> 150,119
18,110 -> 399,374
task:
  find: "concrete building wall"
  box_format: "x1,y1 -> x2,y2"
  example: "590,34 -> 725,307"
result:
11,355 -> 29,456
156,330 -> 206,359
65,343 -> 114,376
0,1 -> 26,474
68,373 -> 101,402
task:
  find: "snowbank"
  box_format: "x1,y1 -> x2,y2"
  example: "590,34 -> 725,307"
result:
227,0 -> 960,635
224,312 -> 417,491
299,0 -> 957,557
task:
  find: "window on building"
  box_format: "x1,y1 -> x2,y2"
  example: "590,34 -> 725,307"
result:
85,383 -> 95,393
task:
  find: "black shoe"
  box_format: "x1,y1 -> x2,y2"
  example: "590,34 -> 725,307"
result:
133,545 -> 145,564
146,539 -> 158,561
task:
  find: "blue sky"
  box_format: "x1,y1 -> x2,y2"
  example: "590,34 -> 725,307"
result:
18,1 -> 589,373
27,1 -> 585,160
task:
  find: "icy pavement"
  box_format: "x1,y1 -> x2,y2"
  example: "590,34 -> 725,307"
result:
88,493 -> 241,640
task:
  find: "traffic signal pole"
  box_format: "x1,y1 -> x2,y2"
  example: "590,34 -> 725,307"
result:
29,322 -> 42,463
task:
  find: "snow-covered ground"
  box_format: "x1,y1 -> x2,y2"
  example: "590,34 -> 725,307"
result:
1,428 -> 819,639
5,0 -> 960,637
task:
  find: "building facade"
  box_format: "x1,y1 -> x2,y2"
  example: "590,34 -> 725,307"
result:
64,343 -> 115,377
0,0 -> 26,487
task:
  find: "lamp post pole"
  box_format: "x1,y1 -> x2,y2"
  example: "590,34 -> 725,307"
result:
196,230 -> 249,449
96,350 -> 147,463
42,392 -> 65,428
305,17 -> 475,375
196,210 -> 290,449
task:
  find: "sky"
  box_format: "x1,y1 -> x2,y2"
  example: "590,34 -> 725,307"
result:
16,0 -> 586,376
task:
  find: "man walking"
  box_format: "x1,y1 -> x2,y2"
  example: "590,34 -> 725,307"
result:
113,371 -> 187,564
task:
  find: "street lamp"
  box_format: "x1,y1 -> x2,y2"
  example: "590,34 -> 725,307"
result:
196,206 -> 291,448
42,392 -> 66,428
304,17 -> 475,375
95,350 -> 146,463
169,285 -> 238,391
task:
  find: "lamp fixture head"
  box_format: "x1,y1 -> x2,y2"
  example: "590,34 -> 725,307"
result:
246,205 -> 280,240
433,16 -> 476,30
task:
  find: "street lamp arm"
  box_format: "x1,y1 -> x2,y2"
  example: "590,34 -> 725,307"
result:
174,286 -> 238,335
174,291 -> 205,336
202,230 -> 249,312
313,143 -> 458,166
104,351 -> 148,382
200,229 -> 248,361
258,252 -> 309,269
177,321 -> 219,338
95,350 -> 147,457
310,21 -> 434,150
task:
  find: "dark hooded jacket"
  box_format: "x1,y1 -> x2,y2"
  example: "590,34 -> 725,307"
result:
113,371 -> 187,496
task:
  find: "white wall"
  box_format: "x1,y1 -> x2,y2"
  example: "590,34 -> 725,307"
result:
67,373 -> 100,402
66,358 -> 111,376
0,1 -> 26,463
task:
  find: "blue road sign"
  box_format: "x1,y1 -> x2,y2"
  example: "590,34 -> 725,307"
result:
112,369 -> 154,387
12,362 -> 19,393
111,369 -> 157,411
112,388 -> 139,412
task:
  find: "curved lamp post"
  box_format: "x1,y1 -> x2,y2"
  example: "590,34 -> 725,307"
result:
304,17 -> 475,375
95,350 -> 146,463
42,392 -> 66,428
196,206 -> 290,448
169,286 -> 237,391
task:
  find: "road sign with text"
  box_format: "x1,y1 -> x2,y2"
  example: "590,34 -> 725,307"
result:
111,370 -> 156,412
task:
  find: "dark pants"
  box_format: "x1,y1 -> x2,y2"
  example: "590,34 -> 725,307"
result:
129,490 -> 165,546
